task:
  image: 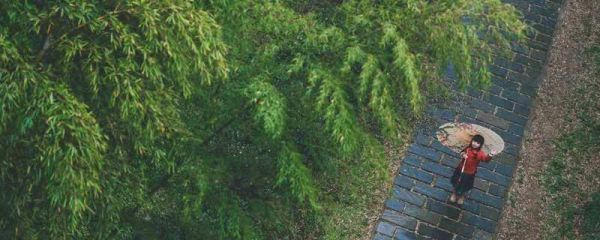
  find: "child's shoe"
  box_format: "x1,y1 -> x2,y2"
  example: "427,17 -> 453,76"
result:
457,196 -> 465,205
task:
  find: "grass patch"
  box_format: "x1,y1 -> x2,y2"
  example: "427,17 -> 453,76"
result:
581,192 -> 600,239
319,137 -> 399,240
540,44 -> 600,240
541,108 -> 600,239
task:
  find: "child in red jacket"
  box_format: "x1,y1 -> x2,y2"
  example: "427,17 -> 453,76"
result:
449,134 -> 497,205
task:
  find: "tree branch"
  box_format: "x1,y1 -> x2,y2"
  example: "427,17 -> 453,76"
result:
40,7 -> 126,62
147,111 -> 243,196
36,25 -> 52,62
122,102 -> 252,223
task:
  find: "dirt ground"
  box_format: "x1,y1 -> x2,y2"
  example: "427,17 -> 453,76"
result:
495,0 -> 600,239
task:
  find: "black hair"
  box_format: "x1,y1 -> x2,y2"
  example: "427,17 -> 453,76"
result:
460,134 -> 485,153
471,134 -> 484,151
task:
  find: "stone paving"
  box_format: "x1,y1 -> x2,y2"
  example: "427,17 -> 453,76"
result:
373,1 -> 563,239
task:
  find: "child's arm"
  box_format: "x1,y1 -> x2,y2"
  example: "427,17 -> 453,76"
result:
481,149 -> 497,162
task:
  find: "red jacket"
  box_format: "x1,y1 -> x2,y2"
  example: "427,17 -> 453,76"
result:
456,147 -> 492,175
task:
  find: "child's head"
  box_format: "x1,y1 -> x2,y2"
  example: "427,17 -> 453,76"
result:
471,134 -> 484,150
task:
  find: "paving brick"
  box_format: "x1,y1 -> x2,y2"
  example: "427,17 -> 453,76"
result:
524,11 -> 541,22
503,143 -> 520,156
404,154 -> 423,167
531,49 -> 547,62
459,107 -> 478,118
421,161 -> 454,178
529,39 -> 550,51
494,154 -> 517,166
395,175 -> 416,189
426,200 -> 461,220
439,217 -> 474,238
431,141 -> 460,159
485,84 -> 503,95
417,223 -> 453,240
486,94 -> 515,111
508,0 -> 527,10
529,56 -> 544,69
429,108 -> 451,122
382,210 -> 418,230
469,189 -> 504,209
478,161 -> 497,172
532,22 -> 554,37
374,233 -> 393,240
473,178 -> 491,192
394,228 -> 417,240
492,156 -> 517,168
478,168 -> 511,187
493,56 -> 511,68
495,163 -> 515,177
513,103 -> 531,116
514,54 -> 530,65
506,72 -> 528,86
502,89 -> 532,106
476,111 -> 509,129
496,108 -> 528,125
492,77 -> 520,91
434,177 -> 454,192
508,122 -> 525,136
403,203 -> 443,225
535,4 -> 559,19
479,204 -> 501,221
489,65 -> 508,78
399,165 -> 434,184
462,211 -> 497,233
541,5 -> 558,21
455,114 -> 476,124
445,64 -> 458,80
413,234 -> 430,240
408,144 -> 441,162
470,98 -> 495,113
415,133 -> 433,146
386,199 -> 406,212
488,184 -> 507,198
393,186 -> 426,207
501,131 -> 522,145
535,32 -> 553,45
467,88 -> 482,98
508,62 -> 525,73
414,182 -> 450,202
520,84 -> 538,97
521,75 -> 540,89
541,16 -> 557,29
439,109 -> 456,121
472,229 -> 494,240
530,4 -> 545,15
510,42 -> 529,55
524,67 -> 542,81
461,199 -> 480,215
488,124 -> 509,137
377,221 -> 397,236
440,154 -> 460,168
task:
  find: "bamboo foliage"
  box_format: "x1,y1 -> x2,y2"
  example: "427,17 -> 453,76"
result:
1,0 -> 527,239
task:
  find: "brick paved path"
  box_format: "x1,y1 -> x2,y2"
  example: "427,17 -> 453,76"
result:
373,1 -> 563,239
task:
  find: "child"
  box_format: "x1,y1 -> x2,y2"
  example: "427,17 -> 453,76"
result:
449,134 -> 497,205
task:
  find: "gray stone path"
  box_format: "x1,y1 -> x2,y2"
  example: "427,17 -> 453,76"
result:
373,1 -> 563,239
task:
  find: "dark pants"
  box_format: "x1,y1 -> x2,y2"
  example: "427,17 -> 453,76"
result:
450,167 -> 475,196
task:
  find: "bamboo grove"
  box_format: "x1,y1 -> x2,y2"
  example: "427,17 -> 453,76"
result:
0,0 -> 526,239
